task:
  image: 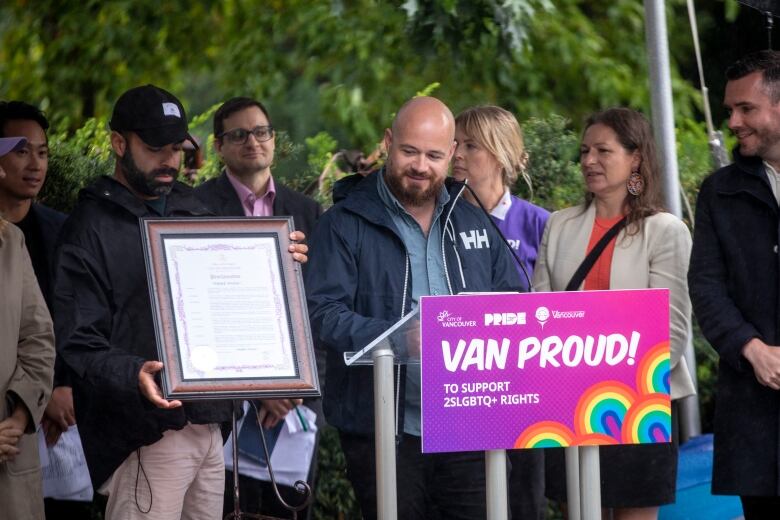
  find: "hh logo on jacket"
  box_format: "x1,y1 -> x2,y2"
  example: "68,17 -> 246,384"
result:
460,229 -> 489,250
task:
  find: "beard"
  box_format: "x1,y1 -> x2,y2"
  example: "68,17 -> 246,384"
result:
384,158 -> 445,207
119,146 -> 178,197
754,127 -> 780,158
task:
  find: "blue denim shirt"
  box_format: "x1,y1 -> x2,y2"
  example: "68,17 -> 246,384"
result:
377,170 -> 450,435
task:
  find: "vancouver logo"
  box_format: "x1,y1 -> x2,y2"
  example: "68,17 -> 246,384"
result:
436,309 -> 476,328
535,306 -> 550,328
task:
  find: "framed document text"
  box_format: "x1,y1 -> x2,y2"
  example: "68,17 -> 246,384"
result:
141,217 -> 319,400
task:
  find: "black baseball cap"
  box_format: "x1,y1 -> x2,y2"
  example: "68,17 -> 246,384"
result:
109,84 -> 198,149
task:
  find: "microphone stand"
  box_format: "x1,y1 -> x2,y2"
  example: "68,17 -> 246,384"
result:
456,180 -> 533,292
225,401 -> 313,520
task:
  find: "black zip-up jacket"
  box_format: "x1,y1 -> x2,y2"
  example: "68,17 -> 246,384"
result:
53,176 -> 233,489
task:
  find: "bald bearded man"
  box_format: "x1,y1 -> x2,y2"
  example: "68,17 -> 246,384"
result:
305,97 -> 522,519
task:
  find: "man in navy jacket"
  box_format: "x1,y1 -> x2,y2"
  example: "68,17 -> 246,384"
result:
305,96 -> 521,519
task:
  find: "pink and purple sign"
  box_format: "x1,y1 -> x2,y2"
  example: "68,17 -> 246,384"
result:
419,289 -> 671,453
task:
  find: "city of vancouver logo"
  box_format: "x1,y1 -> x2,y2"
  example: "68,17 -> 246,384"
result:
436,310 -> 476,328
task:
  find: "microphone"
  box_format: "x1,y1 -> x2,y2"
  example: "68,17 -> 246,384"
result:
448,178 -> 533,292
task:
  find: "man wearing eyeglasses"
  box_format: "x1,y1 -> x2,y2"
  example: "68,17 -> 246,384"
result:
195,97 -> 322,518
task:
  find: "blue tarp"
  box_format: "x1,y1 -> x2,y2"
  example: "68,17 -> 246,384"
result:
659,434 -> 743,520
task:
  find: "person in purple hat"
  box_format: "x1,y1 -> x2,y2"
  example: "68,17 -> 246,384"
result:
0,101 -> 92,518
0,132 -> 56,519
52,85 -> 308,520
0,135 -> 26,157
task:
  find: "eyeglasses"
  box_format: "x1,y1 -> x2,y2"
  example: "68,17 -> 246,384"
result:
218,125 -> 274,145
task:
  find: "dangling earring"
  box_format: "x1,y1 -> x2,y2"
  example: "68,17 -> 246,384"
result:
627,169 -> 644,196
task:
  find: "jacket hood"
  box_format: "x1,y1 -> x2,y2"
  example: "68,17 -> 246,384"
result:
332,173 -> 367,204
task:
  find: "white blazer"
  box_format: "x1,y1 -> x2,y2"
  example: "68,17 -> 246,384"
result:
532,203 -> 696,400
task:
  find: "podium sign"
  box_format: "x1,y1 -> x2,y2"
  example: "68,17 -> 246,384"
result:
420,289 -> 671,453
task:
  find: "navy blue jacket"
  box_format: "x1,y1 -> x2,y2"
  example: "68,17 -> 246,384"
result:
305,171 -> 522,435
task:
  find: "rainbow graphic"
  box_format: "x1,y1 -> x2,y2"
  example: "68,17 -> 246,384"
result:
514,421 -> 575,449
622,394 -> 672,444
636,341 -> 671,395
574,381 -> 636,441
572,433 -> 619,446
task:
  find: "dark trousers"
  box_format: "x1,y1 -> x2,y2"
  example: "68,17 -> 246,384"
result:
741,496 -> 780,520
507,449 -> 546,520
339,432 -> 489,520
223,471 -> 313,520
44,497 -> 95,519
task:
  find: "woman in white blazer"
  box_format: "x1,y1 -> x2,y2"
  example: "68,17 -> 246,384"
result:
533,108 -> 695,520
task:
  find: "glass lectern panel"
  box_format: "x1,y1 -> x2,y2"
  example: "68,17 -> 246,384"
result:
344,307 -> 420,366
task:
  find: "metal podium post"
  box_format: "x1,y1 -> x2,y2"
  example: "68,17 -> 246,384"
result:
485,450 -> 508,520
565,446 -> 601,520
565,447 -> 581,520
579,446 -> 601,519
373,346 -> 398,520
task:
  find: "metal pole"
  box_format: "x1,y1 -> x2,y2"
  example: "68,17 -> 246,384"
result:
579,446 -> 601,520
680,325 -> 702,441
485,450 -> 508,520
565,446 -> 581,520
644,0 -> 681,216
373,347 -> 397,520
644,0 -> 702,441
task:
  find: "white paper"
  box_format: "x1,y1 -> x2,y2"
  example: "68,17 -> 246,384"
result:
39,425 -> 94,501
224,402 -> 317,488
163,236 -> 297,380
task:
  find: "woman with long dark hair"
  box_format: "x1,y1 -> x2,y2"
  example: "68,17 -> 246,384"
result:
533,108 -> 696,519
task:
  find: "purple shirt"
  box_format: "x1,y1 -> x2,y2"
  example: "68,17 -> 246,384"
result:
490,189 -> 549,286
226,171 -> 276,217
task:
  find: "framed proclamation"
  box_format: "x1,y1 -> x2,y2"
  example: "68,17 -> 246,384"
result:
141,217 -> 320,400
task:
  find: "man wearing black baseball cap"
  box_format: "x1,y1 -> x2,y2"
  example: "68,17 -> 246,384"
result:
107,84 -> 199,200
53,85 -> 307,519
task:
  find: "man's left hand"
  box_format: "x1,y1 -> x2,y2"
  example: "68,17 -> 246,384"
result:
289,231 -> 308,264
